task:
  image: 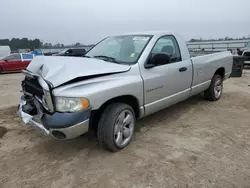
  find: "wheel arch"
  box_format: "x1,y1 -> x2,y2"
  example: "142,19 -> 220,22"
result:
89,95 -> 141,131
214,67 -> 225,79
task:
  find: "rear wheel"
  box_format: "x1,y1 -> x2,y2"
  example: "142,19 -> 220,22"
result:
0,67 -> 2,74
204,74 -> 223,101
97,103 -> 135,152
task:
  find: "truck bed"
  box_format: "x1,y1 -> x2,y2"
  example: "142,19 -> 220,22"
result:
190,51 -> 233,88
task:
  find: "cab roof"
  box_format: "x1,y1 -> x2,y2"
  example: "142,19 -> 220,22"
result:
120,30 -> 175,37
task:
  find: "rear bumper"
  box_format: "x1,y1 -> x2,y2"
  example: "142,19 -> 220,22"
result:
17,99 -> 90,139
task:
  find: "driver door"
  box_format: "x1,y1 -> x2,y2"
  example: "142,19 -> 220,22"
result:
141,35 -> 193,116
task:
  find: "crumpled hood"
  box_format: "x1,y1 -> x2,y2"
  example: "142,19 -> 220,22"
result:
26,56 -> 131,87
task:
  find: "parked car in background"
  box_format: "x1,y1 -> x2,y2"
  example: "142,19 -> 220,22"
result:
44,52 -> 58,56
56,48 -> 86,57
237,41 -> 250,66
18,31 -> 233,152
0,53 -> 34,74
30,50 -> 44,56
0,46 -> 11,58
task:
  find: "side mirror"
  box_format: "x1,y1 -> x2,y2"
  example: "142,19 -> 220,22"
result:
145,53 -> 170,69
4,59 -> 8,62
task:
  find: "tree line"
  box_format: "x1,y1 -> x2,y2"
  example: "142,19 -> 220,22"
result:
0,38 -> 94,51
42,42 -> 91,49
0,38 -> 42,50
1,36 -> 249,51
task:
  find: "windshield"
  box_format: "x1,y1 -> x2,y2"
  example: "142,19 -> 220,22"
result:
58,49 -> 68,55
246,42 -> 250,47
0,55 -> 9,60
85,35 -> 152,64
0,56 -> 5,60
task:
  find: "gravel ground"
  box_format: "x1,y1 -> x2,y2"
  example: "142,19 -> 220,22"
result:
0,70 -> 250,188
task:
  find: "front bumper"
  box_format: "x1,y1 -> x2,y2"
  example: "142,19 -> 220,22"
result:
17,99 -> 90,140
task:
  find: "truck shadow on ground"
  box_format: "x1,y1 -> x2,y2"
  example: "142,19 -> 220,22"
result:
0,93 -> 210,160
30,94 -> 208,157
136,94 -> 206,132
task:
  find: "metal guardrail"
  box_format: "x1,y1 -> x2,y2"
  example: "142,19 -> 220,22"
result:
187,40 -> 249,51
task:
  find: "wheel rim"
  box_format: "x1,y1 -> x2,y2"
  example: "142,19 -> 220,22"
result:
214,78 -> 222,99
114,109 -> 135,147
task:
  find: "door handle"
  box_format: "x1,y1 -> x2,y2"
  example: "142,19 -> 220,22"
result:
179,67 -> 187,72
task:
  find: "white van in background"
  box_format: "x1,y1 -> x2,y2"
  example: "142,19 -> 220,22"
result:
0,46 -> 11,58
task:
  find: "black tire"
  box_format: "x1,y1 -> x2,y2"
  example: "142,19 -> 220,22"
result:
204,74 -> 223,101
0,67 -> 2,74
97,103 -> 135,152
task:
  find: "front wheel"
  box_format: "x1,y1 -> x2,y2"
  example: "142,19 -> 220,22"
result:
97,103 -> 136,152
204,74 -> 223,101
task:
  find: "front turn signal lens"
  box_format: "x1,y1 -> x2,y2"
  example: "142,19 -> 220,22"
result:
80,98 -> 89,110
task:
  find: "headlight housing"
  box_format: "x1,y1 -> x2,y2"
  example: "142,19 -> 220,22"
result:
55,97 -> 89,112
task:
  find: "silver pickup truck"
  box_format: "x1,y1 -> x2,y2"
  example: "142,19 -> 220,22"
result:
18,31 -> 233,152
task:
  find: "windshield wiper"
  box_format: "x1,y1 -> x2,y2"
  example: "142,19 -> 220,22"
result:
93,55 -> 119,64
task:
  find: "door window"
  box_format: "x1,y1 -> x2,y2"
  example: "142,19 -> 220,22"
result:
72,49 -> 86,56
22,54 -> 34,60
66,49 -> 73,54
151,35 -> 182,63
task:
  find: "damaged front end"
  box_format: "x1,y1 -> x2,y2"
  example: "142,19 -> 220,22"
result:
17,70 -> 90,139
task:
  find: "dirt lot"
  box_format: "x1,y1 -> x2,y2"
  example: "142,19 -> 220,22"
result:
0,70 -> 250,188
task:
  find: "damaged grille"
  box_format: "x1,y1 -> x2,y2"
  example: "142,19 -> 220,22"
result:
22,76 -> 54,112
22,77 -> 44,99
